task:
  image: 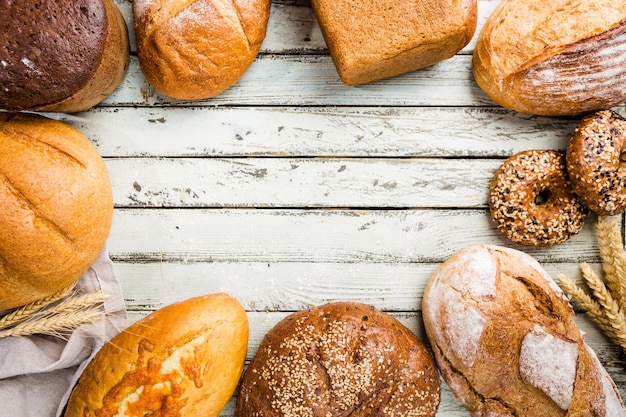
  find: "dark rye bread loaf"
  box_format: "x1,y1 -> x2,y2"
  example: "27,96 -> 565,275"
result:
0,0 -> 129,113
236,302 -> 440,417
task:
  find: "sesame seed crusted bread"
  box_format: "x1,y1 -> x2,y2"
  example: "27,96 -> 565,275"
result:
422,244 -> 626,417
472,0 -> 626,116
489,149 -> 588,246
310,0 -> 477,86
566,110 -> 626,216
236,302 -> 440,417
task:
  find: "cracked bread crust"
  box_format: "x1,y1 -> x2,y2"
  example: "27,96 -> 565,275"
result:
236,302 -> 440,417
422,244 -> 626,417
0,113 -> 112,310
133,0 -> 270,100
64,293 -> 249,417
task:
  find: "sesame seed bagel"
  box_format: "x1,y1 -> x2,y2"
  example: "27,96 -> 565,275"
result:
489,150 -> 588,246
566,110 -> 626,216
236,302 -> 440,417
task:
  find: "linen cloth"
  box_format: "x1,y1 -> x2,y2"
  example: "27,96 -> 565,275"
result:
0,245 -> 127,417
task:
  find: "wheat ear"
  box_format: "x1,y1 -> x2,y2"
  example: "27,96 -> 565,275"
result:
0,307 -> 103,338
0,285 -> 75,330
557,274 -> 622,343
580,262 -> 626,335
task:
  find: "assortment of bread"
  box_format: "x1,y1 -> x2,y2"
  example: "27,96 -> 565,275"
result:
1,1 -> 625,416
472,0 -> 626,116
0,0 -> 130,113
0,113 -> 113,310
423,244 -> 626,416
64,293 -> 249,417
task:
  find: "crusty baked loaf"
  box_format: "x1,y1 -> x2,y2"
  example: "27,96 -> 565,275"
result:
0,113 -> 113,310
65,293 -> 249,417
423,244 -> 626,416
473,0 -> 626,116
311,0 -> 477,86
133,0 -> 270,100
236,301 -> 440,417
0,0 -> 130,113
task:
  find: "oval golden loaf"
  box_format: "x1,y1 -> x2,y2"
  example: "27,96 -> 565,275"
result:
472,0 -> 626,116
64,293 -> 249,417
0,114 -> 113,310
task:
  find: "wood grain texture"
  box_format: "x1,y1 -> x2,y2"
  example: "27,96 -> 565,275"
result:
67,0 -> 626,415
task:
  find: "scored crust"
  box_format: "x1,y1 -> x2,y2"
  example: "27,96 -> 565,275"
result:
422,245 -> 626,416
236,301 -> 440,417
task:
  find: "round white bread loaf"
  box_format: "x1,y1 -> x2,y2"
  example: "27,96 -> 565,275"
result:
472,0 -> 626,116
0,113 -> 113,310
422,244 -> 626,416
64,293 -> 249,417
133,0 -> 271,100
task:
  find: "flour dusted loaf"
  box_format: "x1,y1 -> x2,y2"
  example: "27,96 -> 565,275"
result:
0,114 -> 113,310
311,0 -> 477,86
133,0 -> 270,100
0,0 -> 129,113
65,293 -> 249,417
422,244 -> 626,416
236,301 -> 440,417
472,0 -> 626,116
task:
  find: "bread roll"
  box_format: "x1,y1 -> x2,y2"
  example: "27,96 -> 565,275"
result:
0,0 -> 130,113
472,0 -> 626,116
0,113 -> 113,310
133,0 -> 271,100
236,301 -> 440,417
65,293 -> 249,417
311,0 -> 477,86
422,244 -> 626,416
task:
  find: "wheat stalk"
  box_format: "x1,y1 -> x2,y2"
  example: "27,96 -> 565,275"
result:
0,285 -> 75,330
0,307 -> 103,338
557,217 -> 626,353
0,286 -> 108,338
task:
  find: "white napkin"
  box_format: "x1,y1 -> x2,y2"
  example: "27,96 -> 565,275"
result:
0,245 -> 127,417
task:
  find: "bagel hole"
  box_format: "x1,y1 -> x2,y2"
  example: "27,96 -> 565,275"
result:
535,189 -> 551,206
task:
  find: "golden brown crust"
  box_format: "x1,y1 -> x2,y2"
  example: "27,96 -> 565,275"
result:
0,0 -> 129,113
566,110 -> 626,216
489,150 -> 588,247
133,0 -> 271,100
0,113 -> 113,310
64,293 -> 249,417
236,301 -> 440,417
472,1 -> 626,116
422,245 -> 626,417
311,0 -> 477,86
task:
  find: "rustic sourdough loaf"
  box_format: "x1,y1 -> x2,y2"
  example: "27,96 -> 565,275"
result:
65,293 -> 249,417
311,0 -> 477,85
236,301 -> 440,417
133,0 -> 271,100
423,244 -> 626,416
0,0 -> 130,113
0,114 -> 113,310
473,0 -> 626,116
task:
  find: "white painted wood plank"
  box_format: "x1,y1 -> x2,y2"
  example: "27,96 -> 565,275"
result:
114,261 -> 601,313
106,157 -> 497,208
107,209 -> 611,264
100,55 -> 491,106
53,107 -> 583,158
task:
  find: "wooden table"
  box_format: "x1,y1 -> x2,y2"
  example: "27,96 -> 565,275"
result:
58,0 -> 626,414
